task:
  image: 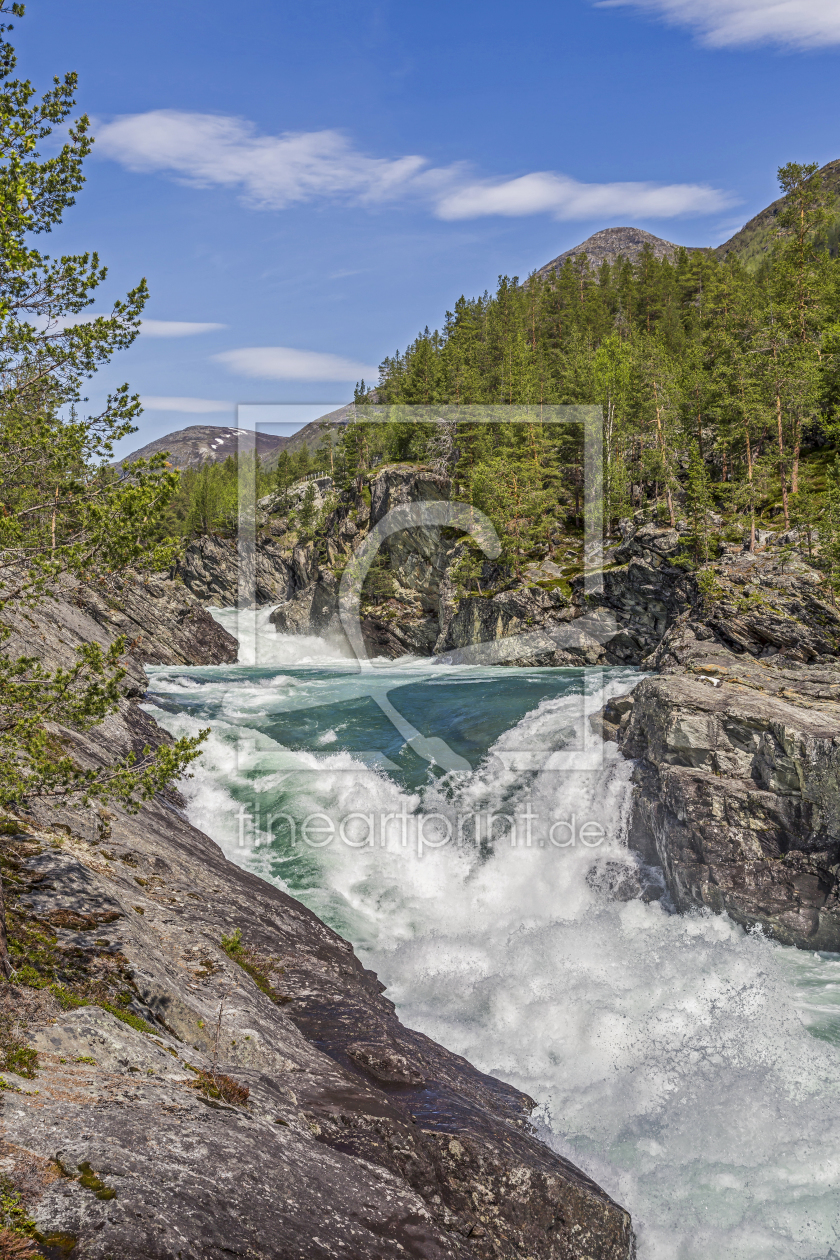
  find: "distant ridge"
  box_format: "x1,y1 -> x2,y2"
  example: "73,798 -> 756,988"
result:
118,425 -> 287,471
118,405 -> 355,471
536,226 -> 697,276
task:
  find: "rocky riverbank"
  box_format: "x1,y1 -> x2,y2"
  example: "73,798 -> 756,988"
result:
1,578 -> 636,1259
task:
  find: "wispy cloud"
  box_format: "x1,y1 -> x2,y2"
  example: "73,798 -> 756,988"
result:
96,111 -> 440,209
436,172 -> 732,220
34,312 -> 225,337
595,0 -> 840,48
140,320 -> 226,337
213,346 -> 378,381
141,396 -> 234,412
96,110 -> 733,221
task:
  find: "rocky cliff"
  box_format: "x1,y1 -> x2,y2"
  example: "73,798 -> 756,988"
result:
175,464 -> 610,667
1,577 -> 636,1258
600,534 -> 840,951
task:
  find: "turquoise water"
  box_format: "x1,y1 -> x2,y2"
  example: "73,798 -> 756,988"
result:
148,607 -> 840,1260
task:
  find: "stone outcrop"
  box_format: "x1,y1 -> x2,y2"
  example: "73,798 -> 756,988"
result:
2,571 -> 237,697
434,583 -> 605,666
261,466 -> 611,666
258,474 -> 335,519
573,557 -> 696,665
572,527 -> 840,951
607,549 -> 840,949
575,519 -> 840,666
176,534 -> 295,608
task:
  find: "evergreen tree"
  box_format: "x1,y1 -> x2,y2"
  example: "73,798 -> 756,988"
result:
686,441 -> 714,561
297,481 -> 317,537
275,449 -> 295,496
0,10 -> 206,820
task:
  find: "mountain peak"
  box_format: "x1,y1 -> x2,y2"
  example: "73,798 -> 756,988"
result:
536,226 -> 688,276
117,424 -> 287,471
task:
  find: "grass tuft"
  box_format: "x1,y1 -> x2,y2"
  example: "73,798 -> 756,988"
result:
221,928 -> 291,1004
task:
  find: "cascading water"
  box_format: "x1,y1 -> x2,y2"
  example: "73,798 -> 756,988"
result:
147,606 -> 840,1260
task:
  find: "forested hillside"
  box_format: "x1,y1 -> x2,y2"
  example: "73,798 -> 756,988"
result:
716,157 -> 840,267
330,162 -> 840,586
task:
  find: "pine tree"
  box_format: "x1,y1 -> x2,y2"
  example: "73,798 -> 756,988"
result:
686,441 -> 714,561
0,10 -> 206,822
296,481 -> 317,538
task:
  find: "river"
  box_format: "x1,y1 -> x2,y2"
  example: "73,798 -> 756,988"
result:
145,606 -> 840,1260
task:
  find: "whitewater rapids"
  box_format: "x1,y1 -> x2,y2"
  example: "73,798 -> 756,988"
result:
146,606 -> 840,1260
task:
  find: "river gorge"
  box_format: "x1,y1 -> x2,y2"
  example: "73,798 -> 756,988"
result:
145,607 -> 840,1260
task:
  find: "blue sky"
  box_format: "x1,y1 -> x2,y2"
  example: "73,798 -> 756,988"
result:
17,0 -> 840,454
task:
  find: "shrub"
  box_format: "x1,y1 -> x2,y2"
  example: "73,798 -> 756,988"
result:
189,1068 -> 249,1106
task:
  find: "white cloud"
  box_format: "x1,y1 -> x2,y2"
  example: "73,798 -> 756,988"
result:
213,346 -> 377,382
34,312 -> 225,336
139,320 -> 226,337
141,396 -> 234,413
96,109 -> 732,221
595,0 -> 840,48
436,172 -> 733,220
96,111 -> 439,209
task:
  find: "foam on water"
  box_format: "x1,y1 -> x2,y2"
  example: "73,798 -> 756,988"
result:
211,605 -> 355,666
148,625 -> 840,1260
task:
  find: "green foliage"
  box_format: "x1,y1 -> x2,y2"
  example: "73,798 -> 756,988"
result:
0,635 -> 207,810
686,442 -> 714,561
821,457 -> 840,598
163,453 -> 274,538
0,1042 -> 37,1079
76,1163 -> 115,1201
335,159 -> 840,573
221,927 -> 290,1004
362,549 -> 396,606
220,926 -> 243,955
296,481 -> 317,537
697,568 -> 724,611
48,983 -> 85,1010
1,1174 -> 43,1256
0,15 -> 207,811
97,1002 -> 157,1036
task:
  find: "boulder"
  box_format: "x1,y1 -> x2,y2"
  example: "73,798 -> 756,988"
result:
270,573 -> 340,637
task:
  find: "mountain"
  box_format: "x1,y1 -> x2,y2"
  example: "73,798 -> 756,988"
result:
538,159 -> 840,278
536,226 -> 693,276
715,157 -> 840,267
119,404 -> 354,471
119,425 -> 287,470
